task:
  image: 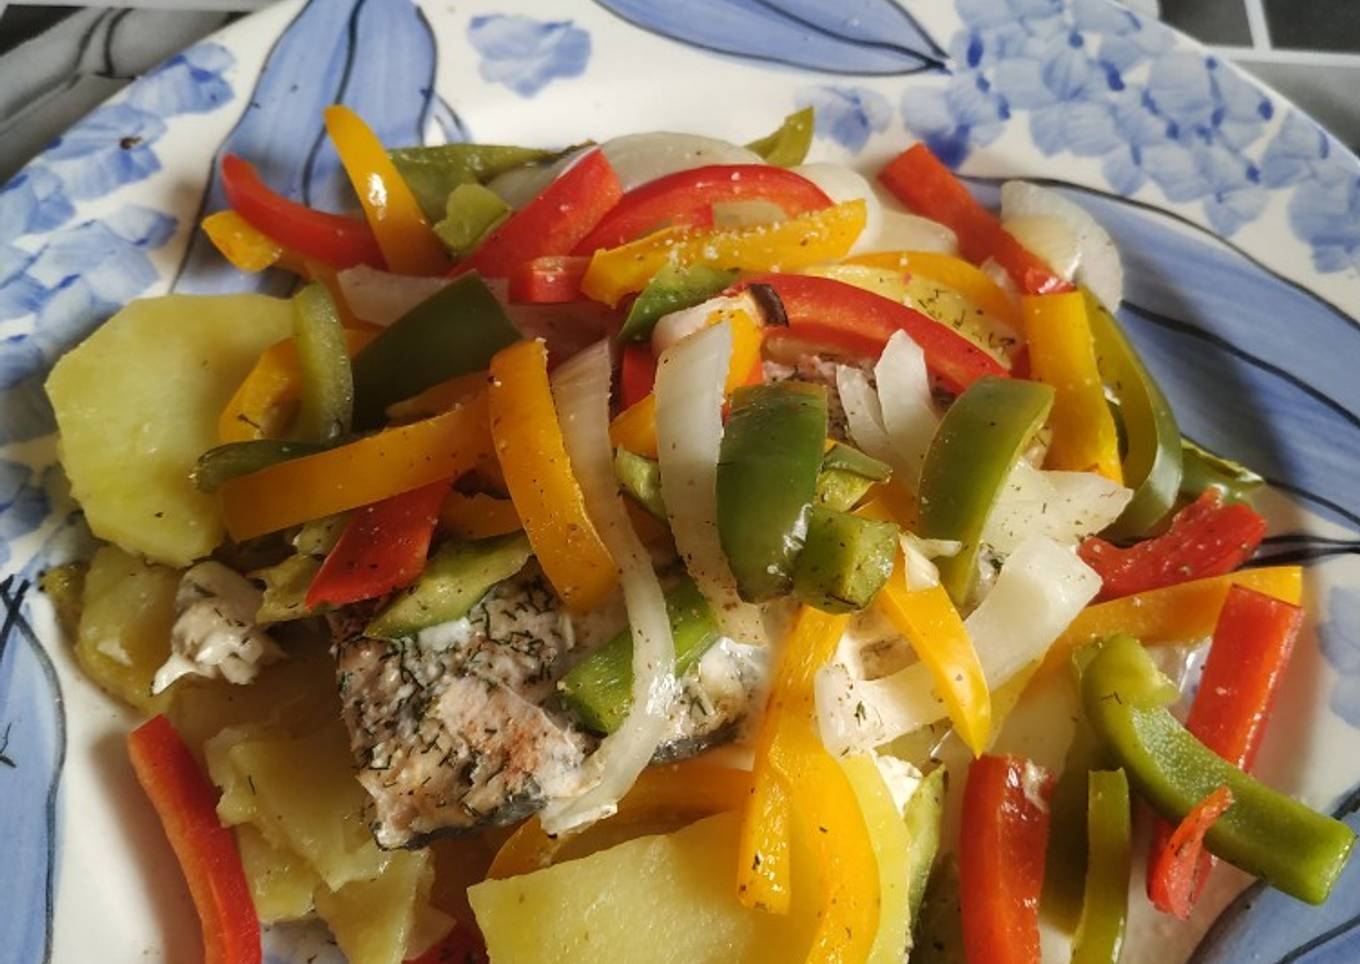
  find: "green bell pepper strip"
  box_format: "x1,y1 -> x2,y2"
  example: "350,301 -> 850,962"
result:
350,271 -> 519,429
1180,437 -> 1264,505
433,183 -> 509,258
816,441 -> 892,513
1071,769 -> 1132,964
560,577 -> 720,733
614,447 -> 666,520
191,440 -> 327,493
1082,634 -> 1356,905
1085,293 -> 1183,538
716,381 -> 828,601
912,855 -> 966,964
745,107 -> 815,168
822,440 -> 892,481
617,263 -> 738,343
918,376 -> 1055,606
388,142 -> 579,222
792,505 -> 898,613
291,282 -> 353,443
905,766 -> 948,927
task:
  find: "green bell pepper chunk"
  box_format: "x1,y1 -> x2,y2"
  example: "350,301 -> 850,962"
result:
822,441 -> 892,481
1082,634 -> 1356,905
1085,293 -> 1183,538
904,766 -> 948,927
815,441 -> 892,513
191,440 -> 327,493
433,183 -> 509,258
367,531 -> 533,640
792,505 -> 898,613
918,376 -> 1055,606
389,142 -> 578,222
615,447 -> 666,520
617,263 -> 738,343
745,107 -> 815,168
717,382 -> 828,601
1180,437 -> 1263,505
350,271 -> 520,429
1071,768 -> 1131,964
912,855 -> 966,964
560,577 -> 720,733
291,282 -> 354,443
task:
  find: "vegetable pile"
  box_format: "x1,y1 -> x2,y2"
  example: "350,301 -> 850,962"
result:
41,103 -> 1352,964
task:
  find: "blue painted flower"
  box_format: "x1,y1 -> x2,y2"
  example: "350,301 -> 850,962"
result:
797,86 -> 892,153
126,43 -> 235,116
1262,113 -> 1360,274
468,14 -> 590,98
1320,588 -> 1360,727
902,72 -> 1009,168
0,170 -> 74,245
40,104 -> 167,202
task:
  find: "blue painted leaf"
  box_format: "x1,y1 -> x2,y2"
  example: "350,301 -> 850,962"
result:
594,0 -> 943,75
467,14 -> 591,100
969,179 -> 1360,533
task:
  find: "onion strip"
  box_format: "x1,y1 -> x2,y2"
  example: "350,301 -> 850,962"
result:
541,340 -> 676,833
874,330 -> 938,493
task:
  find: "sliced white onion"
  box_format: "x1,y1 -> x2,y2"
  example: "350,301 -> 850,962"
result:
793,162 -> 882,255
872,209 -> 958,255
900,533 -> 960,592
541,340 -> 676,833
981,460 -> 1132,556
979,257 -> 1020,304
836,365 -> 894,465
874,331 -> 938,494
965,535 -> 1102,688
655,321 -> 767,645
482,278 -> 613,362
602,132 -> 765,192
815,535 -> 1098,754
1001,180 -> 1124,311
337,266 -> 450,326
651,292 -> 758,358
1000,215 -> 1081,281
485,148 -> 587,209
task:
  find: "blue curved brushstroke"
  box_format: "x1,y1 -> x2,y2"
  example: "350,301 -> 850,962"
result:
0,580 -> 65,964
1191,786 -> 1360,963
968,178 -> 1360,534
593,0 -> 944,75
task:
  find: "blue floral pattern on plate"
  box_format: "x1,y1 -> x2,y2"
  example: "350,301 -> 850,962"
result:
468,14 -> 591,98
797,85 -> 892,152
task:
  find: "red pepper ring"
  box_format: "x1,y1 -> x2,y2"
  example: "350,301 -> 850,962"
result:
735,272 -> 1008,395
1149,785 -> 1236,919
306,478 -> 453,609
220,155 -> 384,270
128,715 -> 262,964
572,164 -> 834,254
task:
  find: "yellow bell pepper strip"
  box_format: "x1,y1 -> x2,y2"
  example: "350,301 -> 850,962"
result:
218,329 -> 377,444
201,209 -> 288,273
219,387 -> 491,540
608,306 -> 765,458
438,489 -> 522,540
839,753 -> 913,964
1022,292 -> 1123,483
385,371 -> 487,424
323,104 -> 449,276
1035,566 -> 1302,683
876,575 -> 992,756
580,199 -> 866,307
488,339 -> 618,613
488,760 -> 752,879
847,250 -> 1021,329
740,607 -> 880,964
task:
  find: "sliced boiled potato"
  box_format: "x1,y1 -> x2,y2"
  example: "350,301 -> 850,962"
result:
469,812 -> 816,964
73,545 -> 180,712
46,293 -> 293,565
234,823 -> 320,923
204,720 -> 390,890
316,850 -> 451,964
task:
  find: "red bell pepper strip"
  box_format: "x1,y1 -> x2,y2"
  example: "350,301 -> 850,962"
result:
739,273 -> 1007,395
1148,786 -> 1235,919
127,715 -> 261,964
507,255 -> 590,303
877,145 -> 1071,296
572,164 -> 833,254
220,155 -> 384,270
960,754 -> 1054,964
1079,489 -> 1268,602
458,149 -> 622,279
1146,585 -> 1302,911
305,478 -> 452,608
405,924 -> 488,964
619,342 -> 657,409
